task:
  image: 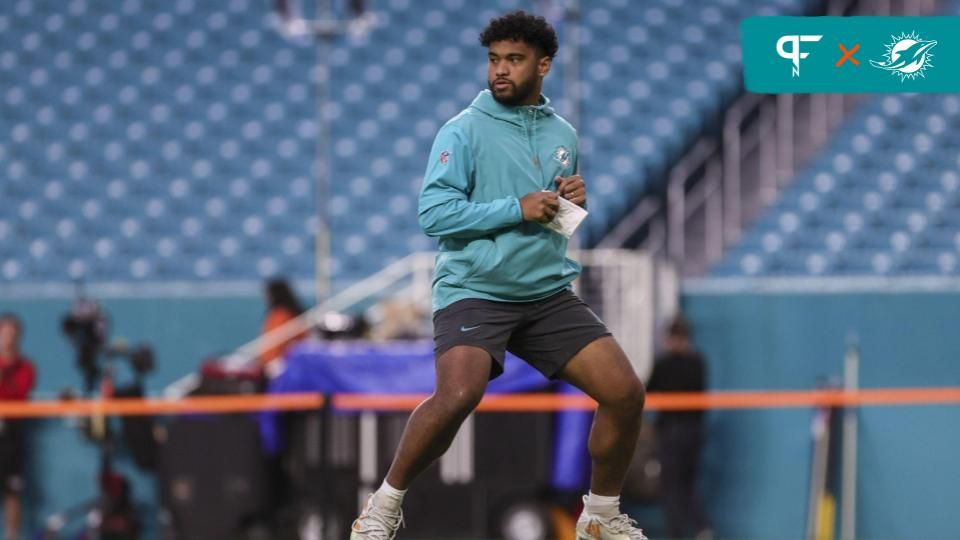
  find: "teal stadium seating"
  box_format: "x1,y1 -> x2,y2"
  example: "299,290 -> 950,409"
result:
0,0 -> 817,284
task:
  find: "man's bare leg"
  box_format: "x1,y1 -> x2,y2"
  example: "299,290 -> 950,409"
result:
383,345 -> 492,488
350,346 -> 492,538
558,337 -> 645,507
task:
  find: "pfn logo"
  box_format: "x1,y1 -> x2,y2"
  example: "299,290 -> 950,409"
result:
777,34 -> 823,77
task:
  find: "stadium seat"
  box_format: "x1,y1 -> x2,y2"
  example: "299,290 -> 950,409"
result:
714,92 -> 960,277
0,0 -> 823,284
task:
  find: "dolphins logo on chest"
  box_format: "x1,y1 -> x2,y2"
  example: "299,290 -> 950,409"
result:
553,146 -> 571,168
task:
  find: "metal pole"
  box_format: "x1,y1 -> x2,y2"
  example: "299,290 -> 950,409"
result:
666,139 -> 717,268
314,1 -> 333,305
776,93 -> 794,190
314,6 -> 335,535
759,100 -> 777,203
563,0 -> 581,131
806,408 -> 831,540
841,336 -> 860,540
721,93 -> 764,246
810,94 -> 828,147
667,175 -> 685,265
705,156 -> 723,264
722,105 -> 742,246
636,251 -> 655,376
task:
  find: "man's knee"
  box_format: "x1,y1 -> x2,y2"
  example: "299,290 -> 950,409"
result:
602,377 -> 646,414
622,378 -> 647,414
435,382 -> 485,417
434,346 -> 491,416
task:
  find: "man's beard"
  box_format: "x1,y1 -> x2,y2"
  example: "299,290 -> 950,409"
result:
488,76 -> 538,106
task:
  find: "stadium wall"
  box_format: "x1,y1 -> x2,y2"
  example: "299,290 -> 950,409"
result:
684,284 -> 960,539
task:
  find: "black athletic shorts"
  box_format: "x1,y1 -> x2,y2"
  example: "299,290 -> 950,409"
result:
433,289 -> 612,379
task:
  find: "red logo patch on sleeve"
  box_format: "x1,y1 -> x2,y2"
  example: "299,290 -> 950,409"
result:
439,150 -> 450,165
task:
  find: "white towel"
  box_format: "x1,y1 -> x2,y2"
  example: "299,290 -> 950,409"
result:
541,195 -> 588,239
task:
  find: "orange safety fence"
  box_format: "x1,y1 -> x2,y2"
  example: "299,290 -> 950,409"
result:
335,387 -> 960,412
0,393 -> 325,418
1,387 -> 960,418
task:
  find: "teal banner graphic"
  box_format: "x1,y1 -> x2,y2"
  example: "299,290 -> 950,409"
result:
742,17 -> 960,93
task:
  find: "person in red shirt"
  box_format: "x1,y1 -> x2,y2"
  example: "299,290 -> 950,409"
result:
258,279 -> 308,369
0,313 -> 36,540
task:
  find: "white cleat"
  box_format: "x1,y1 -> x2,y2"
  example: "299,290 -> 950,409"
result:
576,497 -> 648,540
349,495 -> 404,540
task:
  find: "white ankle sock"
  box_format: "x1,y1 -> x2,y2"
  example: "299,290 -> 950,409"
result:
373,480 -> 407,512
585,491 -> 621,518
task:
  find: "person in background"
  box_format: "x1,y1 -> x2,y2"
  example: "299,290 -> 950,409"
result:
647,316 -> 712,540
259,278 -> 309,369
0,314 -> 36,540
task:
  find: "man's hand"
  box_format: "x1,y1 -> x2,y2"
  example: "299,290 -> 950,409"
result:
519,191 -> 560,223
555,175 -> 586,206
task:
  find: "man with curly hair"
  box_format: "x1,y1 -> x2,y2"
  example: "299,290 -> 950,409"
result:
351,10 -> 647,540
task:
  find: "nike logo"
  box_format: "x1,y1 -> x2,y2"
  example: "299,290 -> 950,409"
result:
460,325 -> 481,332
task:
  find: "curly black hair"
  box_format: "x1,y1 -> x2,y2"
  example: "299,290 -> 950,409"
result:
479,10 -> 558,59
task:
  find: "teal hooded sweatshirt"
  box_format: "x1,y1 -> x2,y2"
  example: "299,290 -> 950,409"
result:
419,90 -> 582,312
